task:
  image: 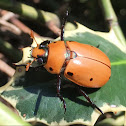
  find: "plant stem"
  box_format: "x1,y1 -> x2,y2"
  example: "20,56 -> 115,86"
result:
100,0 -> 126,45
0,0 -> 60,27
0,38 -> 22,62
0,59 -> 15,77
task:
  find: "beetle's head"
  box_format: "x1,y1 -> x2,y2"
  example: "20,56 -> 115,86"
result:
26,31 -> 49,71
32,42 -> 48,61
26,42 -> 49,71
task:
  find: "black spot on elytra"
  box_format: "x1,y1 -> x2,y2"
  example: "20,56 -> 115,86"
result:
90,78 -> 93,81
49,67 -> 53,71
53,42 -> 56,43
68,41 -> 73,42
67,72 -> 73,76
109,76 -> 111,79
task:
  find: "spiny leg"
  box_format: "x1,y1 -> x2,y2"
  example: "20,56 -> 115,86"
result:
57,74 -> 66,113
61,10 -> 69,41
77,86 -> 104,115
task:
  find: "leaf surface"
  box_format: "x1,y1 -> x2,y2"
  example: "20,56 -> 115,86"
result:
1,23 -> 126,125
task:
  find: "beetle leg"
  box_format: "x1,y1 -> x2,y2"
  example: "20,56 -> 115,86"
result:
57,74 -> 66,113
77,86 -> 104,115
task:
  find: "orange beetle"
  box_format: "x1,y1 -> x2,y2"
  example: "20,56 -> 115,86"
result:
26,11 -> 111,114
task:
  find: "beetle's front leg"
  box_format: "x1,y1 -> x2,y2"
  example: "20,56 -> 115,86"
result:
57,74 -> 66,113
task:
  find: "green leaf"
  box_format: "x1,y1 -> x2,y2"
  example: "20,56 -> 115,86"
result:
1,23 -> 126,125
0,102 -> 31,126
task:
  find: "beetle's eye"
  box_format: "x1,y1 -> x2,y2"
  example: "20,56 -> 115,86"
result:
39,40 -> 51,49
37,58 -> 43,64
39,43 -> 43,49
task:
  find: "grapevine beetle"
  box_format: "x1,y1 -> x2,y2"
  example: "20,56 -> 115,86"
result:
26,11 -> 111,114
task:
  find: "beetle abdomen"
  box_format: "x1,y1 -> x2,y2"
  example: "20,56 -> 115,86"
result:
64,41 -> 111,88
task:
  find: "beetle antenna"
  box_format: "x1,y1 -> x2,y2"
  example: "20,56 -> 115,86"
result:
30,30 -> 39,47
26,58 -> 36,71
61,10 -> 69,41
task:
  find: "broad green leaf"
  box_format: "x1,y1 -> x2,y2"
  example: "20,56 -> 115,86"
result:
0,102 -> 31,126
1,23 -> 126,125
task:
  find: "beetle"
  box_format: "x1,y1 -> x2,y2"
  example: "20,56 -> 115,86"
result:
26,11 -> 111,114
